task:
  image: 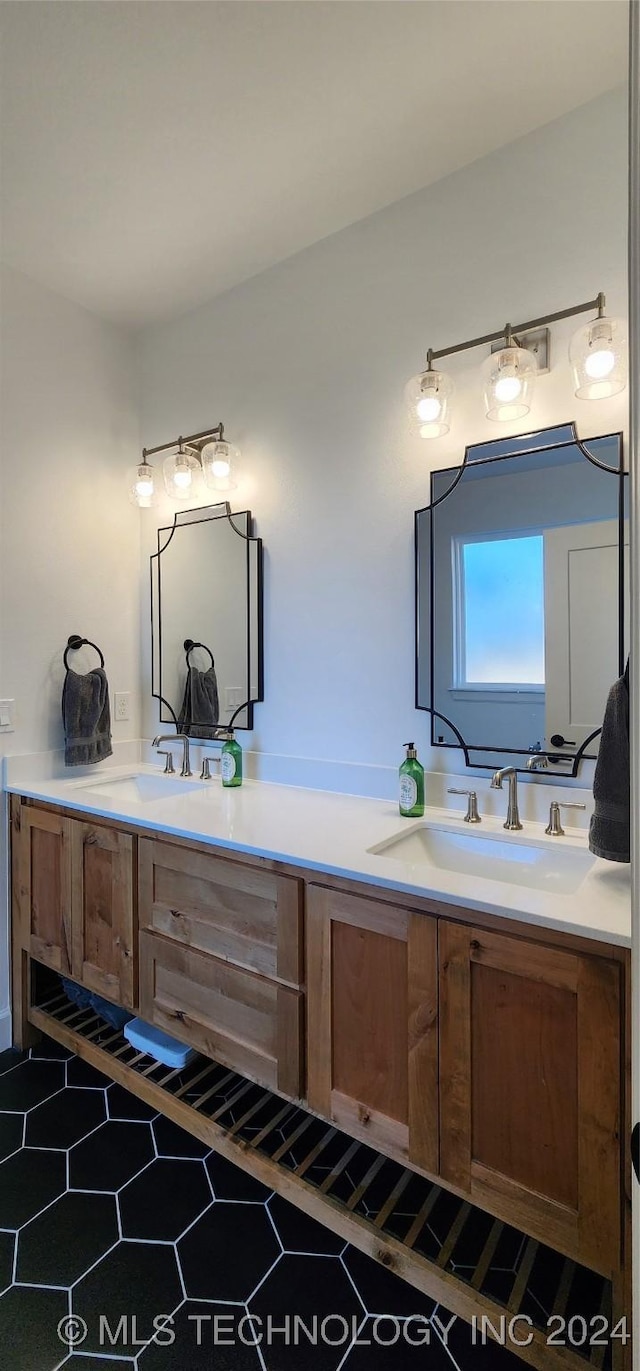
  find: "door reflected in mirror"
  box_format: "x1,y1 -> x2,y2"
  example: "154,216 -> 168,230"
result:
415,424 -> 628,775
151,503 -> 263,737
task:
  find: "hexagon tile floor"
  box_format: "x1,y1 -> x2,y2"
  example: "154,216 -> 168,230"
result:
0,1041 -> 526,1370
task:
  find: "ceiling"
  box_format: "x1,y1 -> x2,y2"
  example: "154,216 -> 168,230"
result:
0,1 -> 628,331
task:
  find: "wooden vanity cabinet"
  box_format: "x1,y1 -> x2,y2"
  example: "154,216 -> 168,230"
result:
306,884 -> 439,1174
11,800 -> 136,1008
439,919 -> 622,1276
11,797 -> 628,1302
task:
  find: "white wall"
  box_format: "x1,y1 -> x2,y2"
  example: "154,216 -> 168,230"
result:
0,264 -> 140,1045
138,88 -> 629,779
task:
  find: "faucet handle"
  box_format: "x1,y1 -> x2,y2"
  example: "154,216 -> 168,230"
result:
200,753 -> 221,781
545,801 -> 586,836
156,749 -> 175,776
447,788 -> 481,824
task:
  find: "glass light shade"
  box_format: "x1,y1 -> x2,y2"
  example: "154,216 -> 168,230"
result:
569,315 -> 627,400
483,343 -> 536,421
127,459 -> 157,508
201,439 -> 240,491
404,367 -> 453,438
163,448 -> 201,500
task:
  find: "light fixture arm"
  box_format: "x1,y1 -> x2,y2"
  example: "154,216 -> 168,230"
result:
142,423 -> 225,461
427,293 -> 606,363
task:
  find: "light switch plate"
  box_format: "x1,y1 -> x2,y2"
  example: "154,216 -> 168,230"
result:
225,686 -> 244,711
0,699 -> 15,732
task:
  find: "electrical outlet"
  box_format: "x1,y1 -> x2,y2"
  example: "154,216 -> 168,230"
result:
114,692 -> 130,722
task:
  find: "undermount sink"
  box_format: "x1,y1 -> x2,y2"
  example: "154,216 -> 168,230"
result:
74,771 -> 206,804
369,822 -> 596,895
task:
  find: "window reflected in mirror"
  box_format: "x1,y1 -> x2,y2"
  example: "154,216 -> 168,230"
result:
456,533 -> 545,688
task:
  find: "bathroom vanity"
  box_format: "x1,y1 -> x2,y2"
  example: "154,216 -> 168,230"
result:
7,767 -> 632,1371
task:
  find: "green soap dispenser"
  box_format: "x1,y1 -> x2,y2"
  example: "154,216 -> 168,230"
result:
399,742 -> 425,818
221,729 -> 243,788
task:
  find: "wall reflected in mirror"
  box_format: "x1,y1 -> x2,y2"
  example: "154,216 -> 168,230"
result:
151,504 -> 263,737
415,424 -> 628,775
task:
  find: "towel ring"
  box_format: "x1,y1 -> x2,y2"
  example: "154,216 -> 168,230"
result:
184,639 -> 215,670
63,635 -> 105,670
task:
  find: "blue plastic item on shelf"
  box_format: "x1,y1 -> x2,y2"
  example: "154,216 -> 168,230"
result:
60,977 -> 92,1009
88,993 -> 133,1032
124,1017 -> 196,1068
60,978 -> 132,1031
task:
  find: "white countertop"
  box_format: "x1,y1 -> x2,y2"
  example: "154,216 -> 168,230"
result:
6,761 -> 631,949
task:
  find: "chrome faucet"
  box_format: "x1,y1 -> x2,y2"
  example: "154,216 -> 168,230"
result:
490,766 -> 523,830
152,733 -> 192,778
527,754 -> 548,772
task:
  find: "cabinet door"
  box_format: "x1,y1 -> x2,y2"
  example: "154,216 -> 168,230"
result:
307,885 -> 438,1174
439,921 -> 622,1275
13,805 -> 73,975
71,821 -> 136,1008
139,931 -> 303,1097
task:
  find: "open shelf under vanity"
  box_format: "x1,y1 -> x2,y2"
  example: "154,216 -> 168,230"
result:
30,965 -> 615,1371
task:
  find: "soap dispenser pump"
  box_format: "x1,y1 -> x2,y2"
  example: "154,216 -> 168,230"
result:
399,742 -> 425,818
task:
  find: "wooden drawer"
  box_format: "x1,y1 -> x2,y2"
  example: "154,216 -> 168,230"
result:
139,839 -> 303,986
139,930 -> 304,1098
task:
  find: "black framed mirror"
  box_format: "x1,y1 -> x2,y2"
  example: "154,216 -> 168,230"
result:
415,423 -> 628,775
151,502 -> 263,737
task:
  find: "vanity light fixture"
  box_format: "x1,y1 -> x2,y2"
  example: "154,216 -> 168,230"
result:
201,437 -> 240,492
410,291 -> 627,438
569,292 -> 628,401
482,326 -> 537,422
129,423 -> 240,508
163,441 -> 202,500
404,350 -> 454,438
127,457 -> 157,508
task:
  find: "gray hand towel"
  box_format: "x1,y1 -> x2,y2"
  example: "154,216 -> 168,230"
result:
176,665 -> 220,738
588,675 -> 630,863
62,667 -> 113,767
